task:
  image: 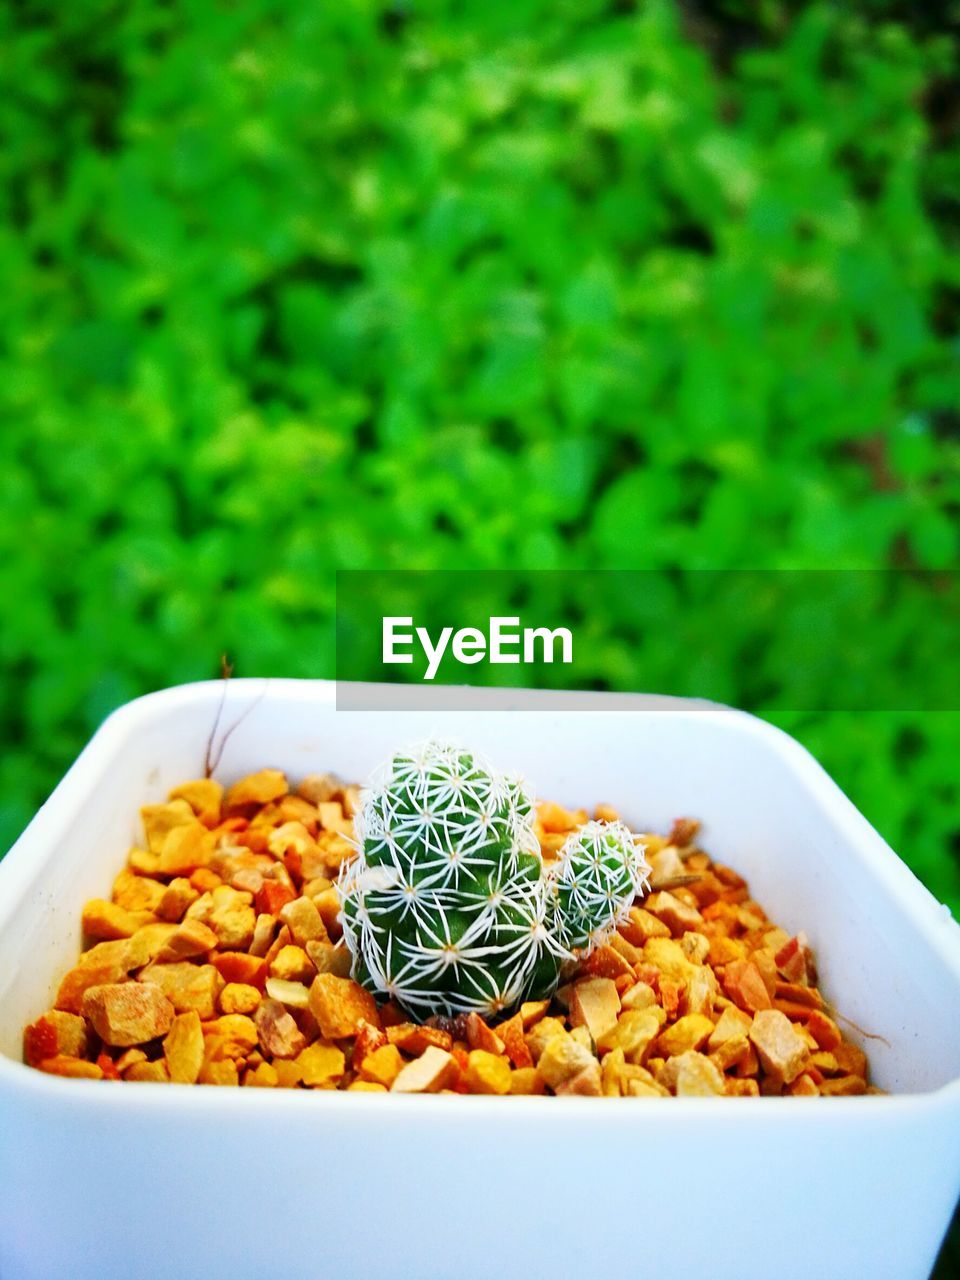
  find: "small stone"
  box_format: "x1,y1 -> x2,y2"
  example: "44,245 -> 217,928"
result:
219,983 -> 262,1015
203,1015 -> 259,1059
464,1013 -> 505,1055
198,1058 -> 239,1086
168,779 -> 223,827
709,1034 -> 751,1072
569,978 -> 621,1044
210,951 -> 265,987
254,998 -> 307,1059
722,959 -> 773,1014
496,1012 -> 533,1069
387,1023 -> 454,1055
225,769 -> 289,808
789,1073 -> 820,1096
359,1044 -> 404,1089
207,886 -> 256,951
82,982 -> 175,1047
391,1046 -> 458,1093
707,1005 -> 752,1050
305,940 -> 352,977
806,1009 -> 843,1052
155,918 -> 218,963
620,982 -> 657,1012
353,1020 -> 388,1066
642,937 -> 699,983
244,1062 -> 280,1088
679,932 -> 710,965
296,773 -> 343,805
139,962 -> 224,1019
536,1032 -> 597,1090
81,899 -> 150,941
295,1041 -> 345,1087
264,978 -> 311,1010
655,1013 -> 715,1058
158,823 -> 213,877
682,967 -> 718,1018
23,1011 -> 90,1066
748,1009 -> 810,1084
249,913 -> 278,958
465,1050 -> 512,1095
619,906 -> 671,945
38,1056 -> 104,1080
675,1052 -> 726,1096
554,1061 -> 603,1096
157,878 -> 200,923
140,800 -> 195,853
597,1009 -> 664,1062
309,974 -> 380,1039
269,944 -> 315,984
510,1067 -> 546,1095
163,1011 -> 204,1084
643,890 -> 704,936
519,1000 -> 551,1029
111,869 -> 166,913
648,845 -> 686,883
525,1016 -> 568,1063
819,1074 -> 867,1096
279,896 -> 328,947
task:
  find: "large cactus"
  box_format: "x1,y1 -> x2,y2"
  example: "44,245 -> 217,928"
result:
338,741 -> 649,1019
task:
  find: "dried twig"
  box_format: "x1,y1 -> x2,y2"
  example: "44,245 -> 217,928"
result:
826,1006 -> 892,1047
203,655 -> 267,778
649,873 -> 703,893
203,655 -> 234,778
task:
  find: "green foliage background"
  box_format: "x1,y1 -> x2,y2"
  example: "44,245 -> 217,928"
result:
1,0 -> 958,1261
1,6 -> 959,902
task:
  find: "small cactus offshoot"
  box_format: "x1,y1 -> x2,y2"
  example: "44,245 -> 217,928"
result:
338,741 -> 650,1019
552,818 -> 650,953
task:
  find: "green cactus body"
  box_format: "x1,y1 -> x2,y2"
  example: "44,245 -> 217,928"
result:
551,818 -> 649,953
339,741 -> 650,1019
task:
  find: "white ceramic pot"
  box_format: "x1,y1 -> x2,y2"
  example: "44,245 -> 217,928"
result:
1,680 -> 958,1280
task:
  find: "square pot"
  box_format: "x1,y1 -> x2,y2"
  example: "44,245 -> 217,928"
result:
1,679 -> 959,1280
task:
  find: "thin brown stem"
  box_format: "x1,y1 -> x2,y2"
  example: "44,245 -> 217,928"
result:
203,655 -> 234,778
826,1006 -> 892,1047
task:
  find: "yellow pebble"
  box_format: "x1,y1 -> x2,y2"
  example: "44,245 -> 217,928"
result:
295,1041 -> 345,1087
465,1049 -> 511,1095
219,983 -> 262,1015
358,1044 -> 403,1089
509,1067 -> 545,1095
244,1062 -> 279,1087
655,1013 -> 715,1058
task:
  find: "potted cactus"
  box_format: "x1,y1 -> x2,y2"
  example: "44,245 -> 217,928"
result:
338,740 -> 650,1019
